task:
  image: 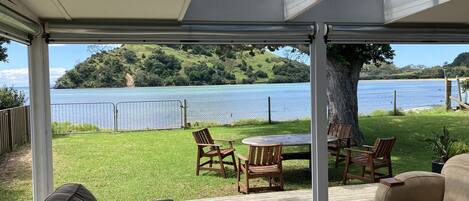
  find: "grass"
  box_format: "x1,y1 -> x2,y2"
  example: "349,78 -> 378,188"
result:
1,111 -> 469,200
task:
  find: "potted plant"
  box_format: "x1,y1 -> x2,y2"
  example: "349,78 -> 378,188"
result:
424,126 -> 467,173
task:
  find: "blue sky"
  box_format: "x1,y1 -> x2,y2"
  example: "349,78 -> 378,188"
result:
1,42 -> 469,86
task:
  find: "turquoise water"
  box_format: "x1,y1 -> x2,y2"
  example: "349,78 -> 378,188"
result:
16,80 -> 462,129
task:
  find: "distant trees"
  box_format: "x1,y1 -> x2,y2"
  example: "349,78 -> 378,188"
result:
449,52 -> 469,67
56,44 -> 303,89
270,60 -> 309,83
0,87 -> 25,110
184,63 -> 236,85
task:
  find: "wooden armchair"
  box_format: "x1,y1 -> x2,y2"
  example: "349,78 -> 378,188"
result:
343,137 -> 396,184
237,144 -> 283,194
192,128 -> 236,178
327,123 -> 352,167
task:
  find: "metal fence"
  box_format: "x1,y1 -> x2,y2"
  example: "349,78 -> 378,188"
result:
0,106 -> 30,156
116,100 -> 183,131
51,100 -> 183,134
49,86 -> 459,134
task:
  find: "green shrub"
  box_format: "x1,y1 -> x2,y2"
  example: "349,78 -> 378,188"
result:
190,121 -> 220,128
368,109 -> 405,117
232,119 -> 268,126
462,79 -> 469,93
52,122 -> 100,135
0,87 -> 25,110
423,126 -> 468,162
450,141 -> 469,158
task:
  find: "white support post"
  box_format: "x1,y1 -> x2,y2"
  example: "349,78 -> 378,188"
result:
310,22 -> 329,201
28,36 -> 53,201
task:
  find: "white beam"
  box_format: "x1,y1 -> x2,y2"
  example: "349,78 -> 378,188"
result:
178,0 -> 191,21
284,0 -> 322,21
28,36 -> 53,201
384,0 -> 450,23
310,22 -> 328,201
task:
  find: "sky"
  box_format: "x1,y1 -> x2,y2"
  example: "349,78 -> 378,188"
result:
1,42 -> 469,87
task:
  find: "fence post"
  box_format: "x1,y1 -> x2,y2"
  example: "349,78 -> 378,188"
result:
268,96 -> 272,124
457,78 -> 463,109
114,104 -> 118,132
7,110 -> 13,151
25,106 -> 30,143
445,78 -> 452,111
183,99 -> 188,128
393,90 -> 397,116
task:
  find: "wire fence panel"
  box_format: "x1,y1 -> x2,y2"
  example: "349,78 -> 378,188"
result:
271,96 -> 311,121
51,102 -> 115,134
187,98 -> 269,125
116,100 -> 183,131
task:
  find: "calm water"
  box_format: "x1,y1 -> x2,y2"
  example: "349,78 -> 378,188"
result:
16,80 -> 463,129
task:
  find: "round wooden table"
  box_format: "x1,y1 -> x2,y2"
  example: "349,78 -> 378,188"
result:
242,134 -> 338,146
242,134 -> 338,162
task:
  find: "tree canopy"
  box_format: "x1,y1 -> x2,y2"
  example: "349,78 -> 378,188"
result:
55,44 -> 309,89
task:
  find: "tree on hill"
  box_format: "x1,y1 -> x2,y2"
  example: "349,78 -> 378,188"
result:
220,44 -> 394,143
449,52 -> 469,67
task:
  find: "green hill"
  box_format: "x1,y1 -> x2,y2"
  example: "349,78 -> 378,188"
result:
55,44 -> 309,89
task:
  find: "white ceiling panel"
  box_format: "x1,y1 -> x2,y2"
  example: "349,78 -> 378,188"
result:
18,0 -> 189,20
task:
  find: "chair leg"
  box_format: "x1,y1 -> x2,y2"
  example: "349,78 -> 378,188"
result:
361,166 -> 366,177
335,150 -> 340,168
388,163 -> 393,177
343,158 -> 350,185
237,166 -> 241,192
370,166 -> 376,183
279,175 -> 285,191
209,156 -> 213,167
245,173 -> 250,194
218,154 -> 227,178
231,153 -> 237,172
196,152 -> 201,176
269,177 -> 272,188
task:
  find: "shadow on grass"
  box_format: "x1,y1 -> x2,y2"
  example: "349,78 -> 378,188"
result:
0,145 -> 32,201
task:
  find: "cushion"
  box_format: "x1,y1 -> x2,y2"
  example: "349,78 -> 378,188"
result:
442,153 -> 469,201
44,183 -> 97,201
375,171 -> 445,201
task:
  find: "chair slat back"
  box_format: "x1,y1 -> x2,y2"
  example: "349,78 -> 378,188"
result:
372,137 -> 396,158
192,128 -> 214,145
327,123 -> 352,139
248,144 -> 282,166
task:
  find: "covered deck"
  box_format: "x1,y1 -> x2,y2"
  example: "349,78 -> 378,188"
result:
192,184 -> 378,201
1,0 -> 469,200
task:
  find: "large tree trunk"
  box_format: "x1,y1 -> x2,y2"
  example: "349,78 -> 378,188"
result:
326,59 -> 364,144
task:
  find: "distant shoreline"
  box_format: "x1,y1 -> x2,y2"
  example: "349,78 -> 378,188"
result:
9,78 -> 467,89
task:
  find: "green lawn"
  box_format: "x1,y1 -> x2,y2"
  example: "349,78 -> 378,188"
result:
1,110 -> 468,201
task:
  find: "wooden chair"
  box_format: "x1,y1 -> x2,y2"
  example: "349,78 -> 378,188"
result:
237,144 -> 284,194
192,128 -> 237,178
327,123 -> 352,167
343,137 -> 396,184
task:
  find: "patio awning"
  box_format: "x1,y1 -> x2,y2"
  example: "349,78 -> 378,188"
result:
326,24 -> 469,44
0,4 -> 40,44
45,22 -> 315,44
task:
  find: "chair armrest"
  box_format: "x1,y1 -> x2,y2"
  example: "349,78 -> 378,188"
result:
380,178 -> 404,187
197,143 -> 222,148
214,139 -> 235,148
236,154 -> 248,162
344,148 -> 373,155
214,138 -> 235,142
375,171 -> 445,201
362,145 -> 374,150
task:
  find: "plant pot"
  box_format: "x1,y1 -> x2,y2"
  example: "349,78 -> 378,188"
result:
432,160 -> 445,173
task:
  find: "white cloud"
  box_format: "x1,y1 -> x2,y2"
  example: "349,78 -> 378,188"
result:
0,67 -> 67,87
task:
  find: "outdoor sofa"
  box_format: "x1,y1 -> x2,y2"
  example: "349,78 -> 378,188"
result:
375,153 -> 469,201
